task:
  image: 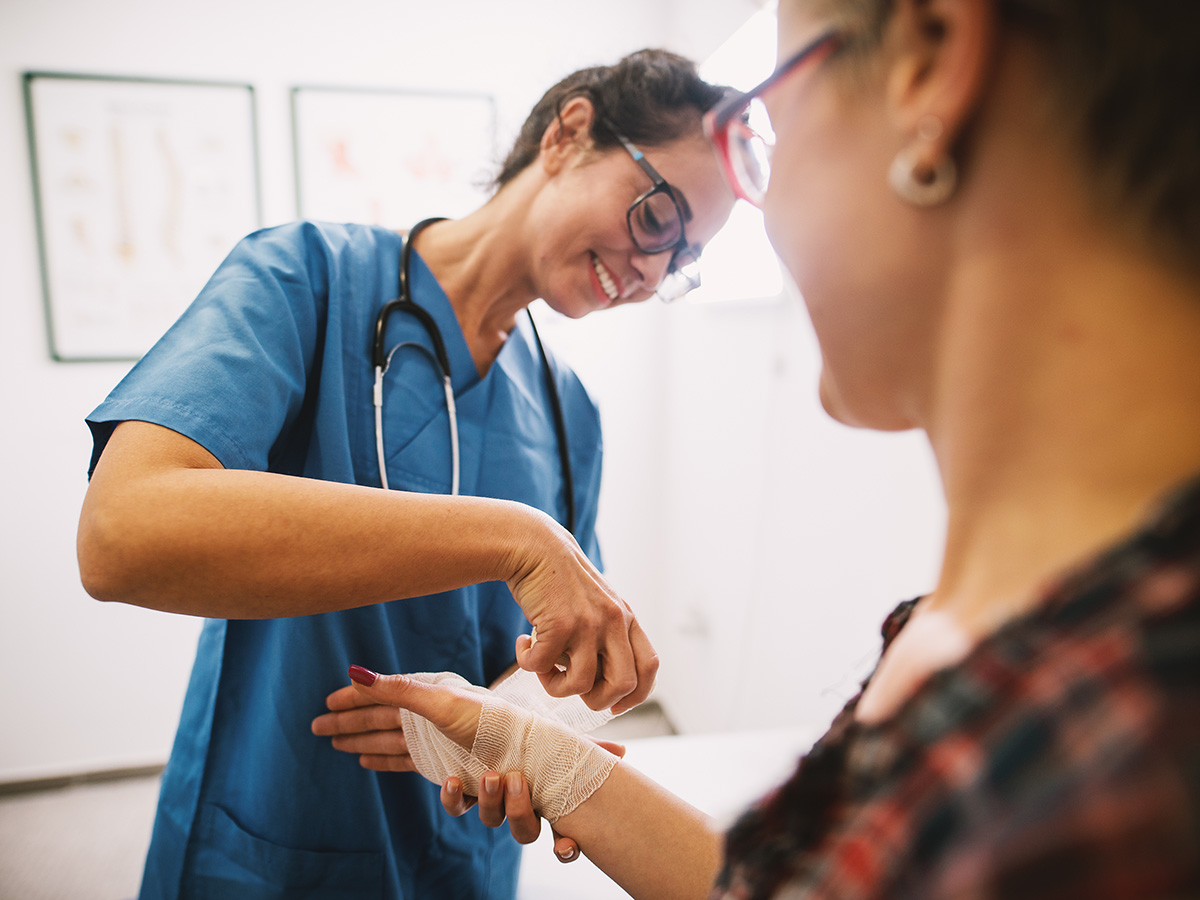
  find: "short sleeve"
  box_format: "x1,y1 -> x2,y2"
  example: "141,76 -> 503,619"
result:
86,222 -> 335,475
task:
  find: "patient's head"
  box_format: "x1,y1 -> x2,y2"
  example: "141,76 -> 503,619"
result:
759,0 -> 1200,429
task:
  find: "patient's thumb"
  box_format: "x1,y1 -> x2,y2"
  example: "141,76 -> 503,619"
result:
348,664 -> 381,687
348,665 -> 419,708
347,666 -> 449,727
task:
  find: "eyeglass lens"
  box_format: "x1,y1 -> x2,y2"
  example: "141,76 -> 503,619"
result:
728,97 -> 775,204
628,189 -> 701,300
657,247 -> 700,302
629,188 -> 685,254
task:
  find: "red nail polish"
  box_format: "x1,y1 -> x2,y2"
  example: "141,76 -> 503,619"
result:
348,665 -> 378,686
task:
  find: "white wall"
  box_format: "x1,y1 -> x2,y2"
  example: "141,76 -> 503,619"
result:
0,0 -> 947,781
655,295 -> 946,733
650,8 -> 948,735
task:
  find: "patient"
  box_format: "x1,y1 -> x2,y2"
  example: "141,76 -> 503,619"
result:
314,0 -> 1200,896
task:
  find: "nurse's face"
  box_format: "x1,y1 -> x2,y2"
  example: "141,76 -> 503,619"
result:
763,2 -> 947,431
531,124 -> 734,318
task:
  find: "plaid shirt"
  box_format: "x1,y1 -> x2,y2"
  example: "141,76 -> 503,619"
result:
715,477 -> 1200,900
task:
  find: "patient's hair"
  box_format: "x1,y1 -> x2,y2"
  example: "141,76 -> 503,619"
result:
803,0 -> 1200,265
492,49 -> 729,190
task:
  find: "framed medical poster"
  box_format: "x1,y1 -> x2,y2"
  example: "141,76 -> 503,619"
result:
24,72 -> 261,362
291,85 -> 496,228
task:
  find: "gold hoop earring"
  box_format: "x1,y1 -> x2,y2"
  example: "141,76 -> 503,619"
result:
888,146 -> 958,207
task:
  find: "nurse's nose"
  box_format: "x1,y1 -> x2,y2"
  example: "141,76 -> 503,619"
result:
630,250 -> 673,295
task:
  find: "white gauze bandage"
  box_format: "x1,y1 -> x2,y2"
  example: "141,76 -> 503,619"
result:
398,670 -> 620,823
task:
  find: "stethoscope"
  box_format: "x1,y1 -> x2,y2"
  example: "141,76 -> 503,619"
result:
371,217 -> 576,535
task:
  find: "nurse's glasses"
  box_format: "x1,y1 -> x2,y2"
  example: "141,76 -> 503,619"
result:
704,29 -> 843,207
606,123 -> 702,302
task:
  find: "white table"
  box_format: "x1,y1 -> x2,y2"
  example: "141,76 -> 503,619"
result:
517,727 -> 818,900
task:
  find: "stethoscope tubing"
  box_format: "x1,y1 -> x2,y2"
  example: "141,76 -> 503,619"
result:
372,218 -> 574,534
373,357 -> 458,495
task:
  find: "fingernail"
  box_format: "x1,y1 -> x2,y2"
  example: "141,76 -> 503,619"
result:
557,847 -> 577,861
445,781 -> 460,796
506,773 -> 523,796
348,665 -> 378,686
483,774 -> 501,795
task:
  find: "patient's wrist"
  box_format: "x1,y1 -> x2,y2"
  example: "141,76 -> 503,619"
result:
472,699 -> 619,822
396,671 -> 618,822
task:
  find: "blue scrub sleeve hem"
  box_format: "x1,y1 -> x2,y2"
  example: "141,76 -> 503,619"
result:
87,397 -> 257,477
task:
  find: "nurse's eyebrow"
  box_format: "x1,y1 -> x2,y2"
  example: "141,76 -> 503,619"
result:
670,187 -> 694,223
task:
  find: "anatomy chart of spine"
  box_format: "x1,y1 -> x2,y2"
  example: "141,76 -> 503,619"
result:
25,74 -> 259,361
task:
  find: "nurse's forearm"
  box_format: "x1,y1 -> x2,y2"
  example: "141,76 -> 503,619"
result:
77,421 -> 560,618
553,762 -> 723,900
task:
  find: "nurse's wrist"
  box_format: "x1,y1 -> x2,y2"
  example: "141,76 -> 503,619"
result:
498,502 -> 569,587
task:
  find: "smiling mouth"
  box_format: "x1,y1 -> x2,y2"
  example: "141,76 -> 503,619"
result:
590,252 -> 620,301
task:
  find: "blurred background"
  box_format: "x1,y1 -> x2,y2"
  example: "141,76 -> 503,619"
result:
0,0 -> 945,893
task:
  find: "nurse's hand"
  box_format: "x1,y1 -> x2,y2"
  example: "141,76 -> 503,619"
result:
442,773 -> 586,861
507,521 -> 659,715
439,734 -> 626,862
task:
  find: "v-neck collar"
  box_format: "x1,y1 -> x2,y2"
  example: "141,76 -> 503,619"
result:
406,247 -> 524,394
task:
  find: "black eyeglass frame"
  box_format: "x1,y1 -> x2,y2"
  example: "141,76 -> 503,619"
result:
603,122 -> 702,300
704,29 -> 844,205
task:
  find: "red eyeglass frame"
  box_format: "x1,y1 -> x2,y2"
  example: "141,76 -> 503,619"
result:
703,29 -> 844,206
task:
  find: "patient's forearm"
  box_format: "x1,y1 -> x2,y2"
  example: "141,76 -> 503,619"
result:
554,761 -> 723,900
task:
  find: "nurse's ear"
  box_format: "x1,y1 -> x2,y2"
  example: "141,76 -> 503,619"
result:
884,0 -> 999,186
539,96 -> 598,176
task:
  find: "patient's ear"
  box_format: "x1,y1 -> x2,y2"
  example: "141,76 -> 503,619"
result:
885,0 -> 999,166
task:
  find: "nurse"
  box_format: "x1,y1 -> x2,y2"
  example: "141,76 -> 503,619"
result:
77,50 -> 735,900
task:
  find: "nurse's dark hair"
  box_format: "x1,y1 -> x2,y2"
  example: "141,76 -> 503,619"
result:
491,49 -> 729,190
802,0 -> 1200,262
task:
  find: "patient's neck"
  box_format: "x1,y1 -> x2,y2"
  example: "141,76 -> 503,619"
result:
927,226 -> 1200,642
857,223 -> 1200,727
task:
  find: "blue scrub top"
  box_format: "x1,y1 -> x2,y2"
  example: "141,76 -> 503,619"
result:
86,221 -> 605,900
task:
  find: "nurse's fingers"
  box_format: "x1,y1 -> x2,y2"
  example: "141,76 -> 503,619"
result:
519,624 -> 600,701
517,622 -> 592,689
470,772 -> 541,843
553,828 -> 581,864
311,703 -> 403,737
476,773 -> 507,829
578,627 -> 637,712
440,774 -> 544,846
440,778 -> 477,817
535,654 -> 599,703
610,620 -> 660,715
499,773 -> 541,844
514,633 -> 534,663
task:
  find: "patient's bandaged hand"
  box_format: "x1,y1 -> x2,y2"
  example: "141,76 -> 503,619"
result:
398,671 -> 620,822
